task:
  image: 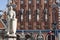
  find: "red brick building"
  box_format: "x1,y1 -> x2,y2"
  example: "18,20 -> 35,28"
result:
0,0 -> 60,40
9,0 -> 59,30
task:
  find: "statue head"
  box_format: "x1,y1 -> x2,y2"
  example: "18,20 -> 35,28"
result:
8,6 -> 13,10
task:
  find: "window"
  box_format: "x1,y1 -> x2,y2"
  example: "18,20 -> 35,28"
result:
45,14 -> 48,21
58,8 -> 60,17
28,8 -> 31,21
58,12 -> 60,16
20,0 -> 24,4
28,8 -> 31,14
20,8 -> 24,14
44,8 -> 48,21
36,9 -> 40,21
37,15 -> 39,21
29,0 -> 32,4
59,19 -> 60,21
59,7 -> 60,11
20,25 -> 24,29
44,0 -> 48,3
21,15 -> 23,21
36,9 -> 40,14
29,15 -> 31,20
36,0 -> 40,4
28,24 -> 32,29
56,0 -> 60,3
36,23 -> 40,29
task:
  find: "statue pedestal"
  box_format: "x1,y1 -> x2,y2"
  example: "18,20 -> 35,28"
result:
6,18 -> 17,40
7,18 -> 17,34
5,34 -> 16,40
12,18 -> 17,34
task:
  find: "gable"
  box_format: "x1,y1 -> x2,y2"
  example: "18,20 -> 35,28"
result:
0,19 -> 7,29
0,21 -> 4,29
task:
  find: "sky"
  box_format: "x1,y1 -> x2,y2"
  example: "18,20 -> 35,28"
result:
0,0 -> 8,14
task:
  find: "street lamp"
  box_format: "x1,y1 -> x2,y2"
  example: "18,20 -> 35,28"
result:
52,3 -> 58,36
52,22 -> 57,31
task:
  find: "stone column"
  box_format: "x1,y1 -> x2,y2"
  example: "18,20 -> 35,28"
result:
39,0 -> 44,29
15,0 -> 20,30
24,0 -> 28,30
32,0 -> 36,30
48,0 -> 53,30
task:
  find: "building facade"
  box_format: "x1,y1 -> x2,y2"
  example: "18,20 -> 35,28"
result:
0,0 -> 60,40
10,0 -> 59,30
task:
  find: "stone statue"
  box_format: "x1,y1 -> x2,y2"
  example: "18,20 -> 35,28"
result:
7,6 -> 17,36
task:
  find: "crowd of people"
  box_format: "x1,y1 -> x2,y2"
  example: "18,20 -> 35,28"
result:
16,31 -> 56,40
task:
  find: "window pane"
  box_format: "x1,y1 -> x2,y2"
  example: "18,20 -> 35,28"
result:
44,8 -> 48,21
20,0 -> 24,4
28,8 -> 31,14
37,15 -> 39,21
28,8 -> 31,21
45,14 -> 48,21
29,0 -> 32,4
36,0 -> 40,4
21,15 -> 23,21
29,14 -> 31,20
36,9 -> 40,14
20,8 -> 24,14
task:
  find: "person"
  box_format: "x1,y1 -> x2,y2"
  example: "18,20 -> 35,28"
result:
47,31 -> 55,40
20,32 -> 25,40
37,33 -> 43,40
25,33 -> 31,40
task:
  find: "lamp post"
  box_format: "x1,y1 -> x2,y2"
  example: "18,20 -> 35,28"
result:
52,22 -> 57,35
52,2 -> 57,36
56,0 -> 60,40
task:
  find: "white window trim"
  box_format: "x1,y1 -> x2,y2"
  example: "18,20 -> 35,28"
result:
29,1 -> 31,4
37,1 -> 39,4
21,8 -> 24,14
37,15 -> 39,21
29,14 -> 31,20
44,0 -> 47,3
21,1 -> 24,4
45,14 -> 48,21
21,15 -> 23,21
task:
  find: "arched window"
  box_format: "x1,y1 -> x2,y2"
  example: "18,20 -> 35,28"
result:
44,8 -> 48,22
36,9 -> 40,21
20,25 -> 24,30
20,8 -> 24,22
28,8 -> 31,21
44,0 -> 48,3
56,0 -> 60,3
36,0 -> 40,4
28,0 -> 32,4
20,0 -> 24,4
21,15 -> 23,21
20,8 -> 24,14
